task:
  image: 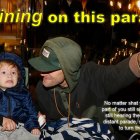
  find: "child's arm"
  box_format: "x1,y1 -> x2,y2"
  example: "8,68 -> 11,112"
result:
21,90 -> 41,131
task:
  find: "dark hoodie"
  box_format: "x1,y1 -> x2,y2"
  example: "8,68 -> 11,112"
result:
0,52 -> 39,132
36,37 -> 137,122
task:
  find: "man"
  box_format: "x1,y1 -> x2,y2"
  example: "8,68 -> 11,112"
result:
29,36 -> 139,122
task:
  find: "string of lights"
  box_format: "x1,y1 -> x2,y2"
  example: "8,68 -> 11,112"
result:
109,0 -> 140,12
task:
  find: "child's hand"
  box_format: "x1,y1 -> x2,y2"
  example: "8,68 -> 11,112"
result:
2,117 -> 16,131
31,128 -> 41,135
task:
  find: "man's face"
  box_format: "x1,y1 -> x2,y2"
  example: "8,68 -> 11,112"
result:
41,70 -> 67,88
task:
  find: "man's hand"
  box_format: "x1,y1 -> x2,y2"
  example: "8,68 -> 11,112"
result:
38,112 -> 46,127
1,117 -> 16,131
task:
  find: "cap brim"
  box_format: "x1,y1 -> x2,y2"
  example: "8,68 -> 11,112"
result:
28,56 -> 60,72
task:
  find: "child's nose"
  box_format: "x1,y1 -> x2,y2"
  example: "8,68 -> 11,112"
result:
7,73 -> 12,77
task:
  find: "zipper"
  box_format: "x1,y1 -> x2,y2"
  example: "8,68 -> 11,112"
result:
5,91 -> 12,118
8,95 -> 11,118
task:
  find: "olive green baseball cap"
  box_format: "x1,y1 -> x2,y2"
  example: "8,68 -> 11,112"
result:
28,46 -> 61,72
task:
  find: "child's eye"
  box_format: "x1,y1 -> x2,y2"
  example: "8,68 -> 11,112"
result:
12,72 -> 16,75
2,71 -> 6,74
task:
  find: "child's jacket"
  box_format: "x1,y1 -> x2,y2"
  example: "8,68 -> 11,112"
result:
0,52 -> 39,132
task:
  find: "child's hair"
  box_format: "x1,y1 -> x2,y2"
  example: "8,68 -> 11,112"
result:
0,59 -> 20,78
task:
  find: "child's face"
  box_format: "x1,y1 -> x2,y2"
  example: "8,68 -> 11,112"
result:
0,63 -> 19,91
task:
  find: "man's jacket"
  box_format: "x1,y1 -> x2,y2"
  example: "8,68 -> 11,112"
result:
35,37 -> 137,122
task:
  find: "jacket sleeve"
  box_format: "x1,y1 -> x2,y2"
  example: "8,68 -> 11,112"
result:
86,57 -> 137,97
21,90 -> 40,132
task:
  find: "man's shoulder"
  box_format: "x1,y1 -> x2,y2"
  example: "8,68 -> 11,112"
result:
81,61 -> 98,72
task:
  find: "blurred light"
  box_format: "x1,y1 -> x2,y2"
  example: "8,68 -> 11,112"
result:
119,51 -> 121,55
102,58 -> 105,63
1,8 -> 6,12
20,39 -> 22,44
135,43 -> 138,48
23,39 -> 26,44
5,43 -> 8,47
124,40 -> 127,45
98,60 -> 100,65
137,0 -> 140,9
110,0 -> 114,7
44,0 -> 47,6
128,3 -> 131,10
28,7 -> 31,12
123,51 -> 126,56
117,2 -> 122,9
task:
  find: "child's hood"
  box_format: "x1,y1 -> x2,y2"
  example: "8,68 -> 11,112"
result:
0,52 -> 25,89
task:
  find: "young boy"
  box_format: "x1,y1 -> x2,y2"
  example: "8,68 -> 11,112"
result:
0,52 -> 40,140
